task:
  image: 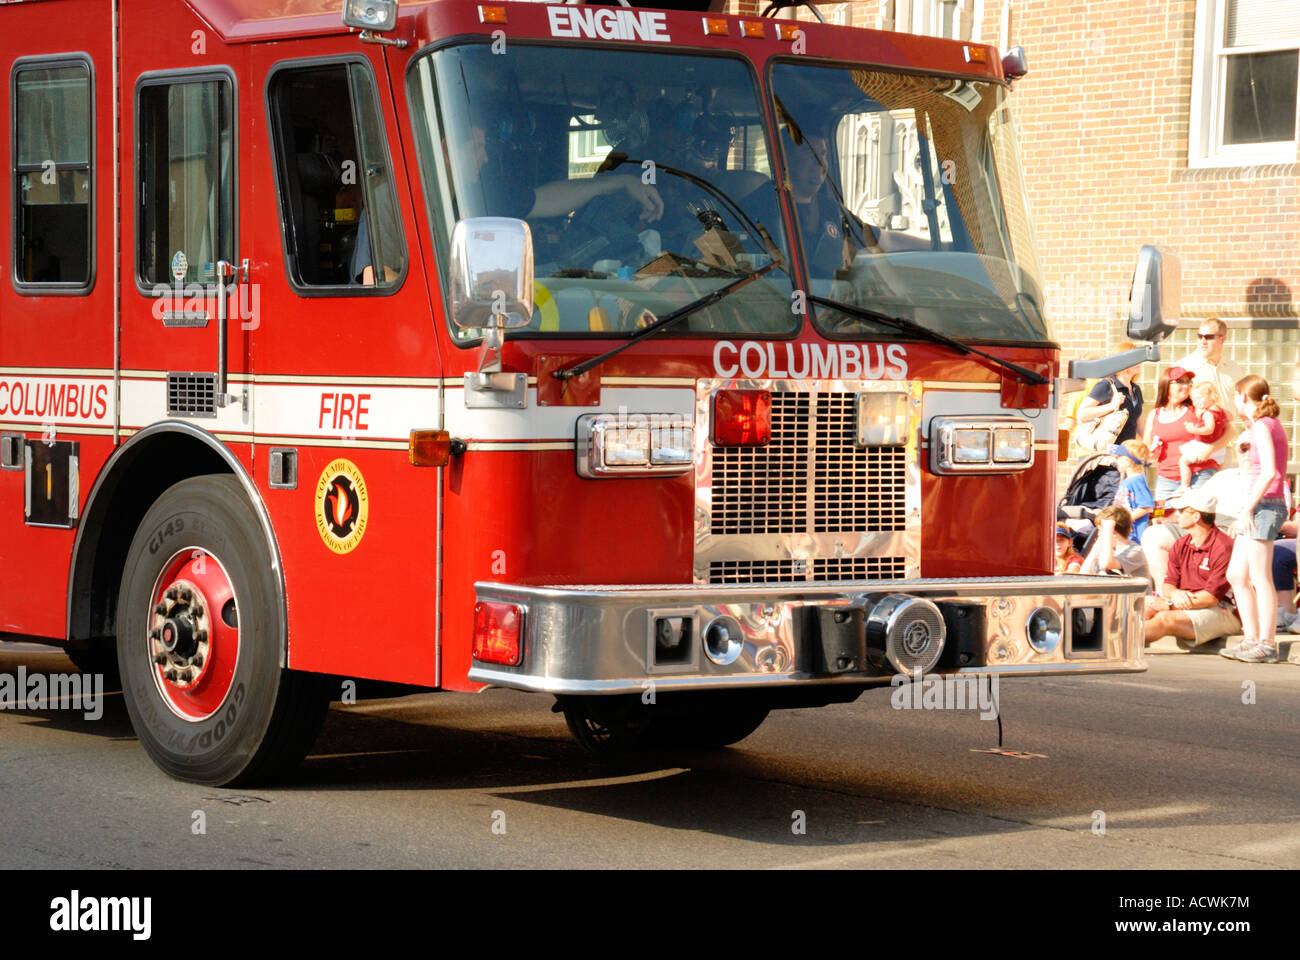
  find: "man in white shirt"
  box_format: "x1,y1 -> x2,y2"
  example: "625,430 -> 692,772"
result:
1140,465 -> 1246,587
1173,317 -> 1244,467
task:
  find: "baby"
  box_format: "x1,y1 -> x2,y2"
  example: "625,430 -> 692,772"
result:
1176,381 -> 1228,492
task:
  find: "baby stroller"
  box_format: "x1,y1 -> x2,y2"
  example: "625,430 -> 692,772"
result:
1057,452 -> 1121,554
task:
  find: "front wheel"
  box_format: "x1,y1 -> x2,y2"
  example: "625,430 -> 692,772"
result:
559,695 -> 655,761
116,475 -> 328,785
559,692 -> 770,760
655,693 -> 769,748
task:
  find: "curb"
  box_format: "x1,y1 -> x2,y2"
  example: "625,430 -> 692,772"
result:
1146,635 -> 1297,658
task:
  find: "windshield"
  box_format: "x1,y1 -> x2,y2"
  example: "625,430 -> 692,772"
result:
409,44 -> 797,339
771,62 -> 1053,343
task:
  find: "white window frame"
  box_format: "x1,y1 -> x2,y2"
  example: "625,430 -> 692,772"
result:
894,0 -> 968,40
1188,0 -> 1300,168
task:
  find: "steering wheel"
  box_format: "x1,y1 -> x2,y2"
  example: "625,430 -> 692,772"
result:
555,190 -> 648,274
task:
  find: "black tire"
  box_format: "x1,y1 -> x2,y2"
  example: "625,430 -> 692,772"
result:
116,475 -> 328,785
65,643 -> 120,683
559,692 -> 770,759
559,695 -> 655,761
655,694 -> 769,748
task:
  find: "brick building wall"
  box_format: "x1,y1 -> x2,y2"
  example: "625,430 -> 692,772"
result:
725,0 -> 1300,469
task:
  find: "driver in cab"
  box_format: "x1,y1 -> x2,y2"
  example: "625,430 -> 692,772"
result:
782,128 -> 862,285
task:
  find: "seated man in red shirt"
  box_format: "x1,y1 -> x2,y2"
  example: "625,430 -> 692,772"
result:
1143,488 -> 1241,648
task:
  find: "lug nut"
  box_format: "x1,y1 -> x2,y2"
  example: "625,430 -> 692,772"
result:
192,653 -> 204,668
179,587 -> 192,603
150,627 -> 161,640
154,603 -> 168,616
165,587 -> 179,601
191,603 -> 205,619
164,669 -> 178,681
195,629 -> 208,645
153,653 -> 167,665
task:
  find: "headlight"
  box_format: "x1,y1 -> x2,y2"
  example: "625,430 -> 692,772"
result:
577,414 -> 694,478
856,391 -> 910,446
953,428 -> 991,462
994,427 -> 1033,463
930,417 -> 1035,474
603,427 -> 650,466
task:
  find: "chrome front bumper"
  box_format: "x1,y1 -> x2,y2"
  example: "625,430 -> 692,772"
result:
467,575 -> 1147,694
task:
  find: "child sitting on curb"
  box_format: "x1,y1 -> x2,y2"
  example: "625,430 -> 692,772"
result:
1055,525 -> 1083,574
1111,439 -> 1155,543
1081,504 -> 1152,587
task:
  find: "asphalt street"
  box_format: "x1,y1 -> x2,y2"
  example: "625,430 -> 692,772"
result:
1,641 -> 1296,870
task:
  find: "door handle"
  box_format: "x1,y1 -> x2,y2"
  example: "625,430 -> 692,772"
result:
215,259 -> 250,412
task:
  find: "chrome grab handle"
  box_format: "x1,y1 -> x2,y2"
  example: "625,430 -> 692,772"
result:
215,259 -> 250,412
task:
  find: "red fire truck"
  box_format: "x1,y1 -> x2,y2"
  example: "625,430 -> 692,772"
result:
0,0 -> 1174,785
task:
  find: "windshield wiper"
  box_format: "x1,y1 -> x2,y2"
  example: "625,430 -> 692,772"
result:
552,261 -> 781,381
807,293 -> 1049,386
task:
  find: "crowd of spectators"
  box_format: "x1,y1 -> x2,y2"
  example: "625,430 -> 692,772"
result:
1061,318 -> 1298,665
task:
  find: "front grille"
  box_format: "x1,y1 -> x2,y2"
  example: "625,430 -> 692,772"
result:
712,392 -> 809,534
166,373 -> 217,418
703,386 -> 912,586
708,557 -> 908,584
814,393 -> 906,532
711,391 -> 906,535
710,560 -> 806,584
813,556 -> 907,580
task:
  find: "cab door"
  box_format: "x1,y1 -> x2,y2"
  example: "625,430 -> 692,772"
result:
247,45 -> 444,685
119,52 -> 252,443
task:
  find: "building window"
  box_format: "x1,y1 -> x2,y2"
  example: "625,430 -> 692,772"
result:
897,0 -> 965,40
12,57 -> 93,292
1189,0 -> 1300,167
938,0 -> 960,39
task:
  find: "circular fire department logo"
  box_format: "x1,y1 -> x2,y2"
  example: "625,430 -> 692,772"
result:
315,458 -> 369,554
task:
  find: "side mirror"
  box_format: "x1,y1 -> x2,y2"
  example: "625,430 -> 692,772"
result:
1126,245 -> 1180,343
1002,46 -> 1029,80
341,0 -> 398,32
448,218 -> 534,331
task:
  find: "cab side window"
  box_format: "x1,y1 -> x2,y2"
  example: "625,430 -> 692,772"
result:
137,75 -> 234,287
268,62 -> 406,291
13,57 -> 93,291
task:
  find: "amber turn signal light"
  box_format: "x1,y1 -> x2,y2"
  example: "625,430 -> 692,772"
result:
409,429 -> 452,467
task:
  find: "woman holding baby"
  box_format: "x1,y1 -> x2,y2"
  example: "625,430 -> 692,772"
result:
1143,365 -> 1229,501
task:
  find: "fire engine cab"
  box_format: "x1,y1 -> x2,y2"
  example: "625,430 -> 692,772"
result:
0,0 -> 1174,784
